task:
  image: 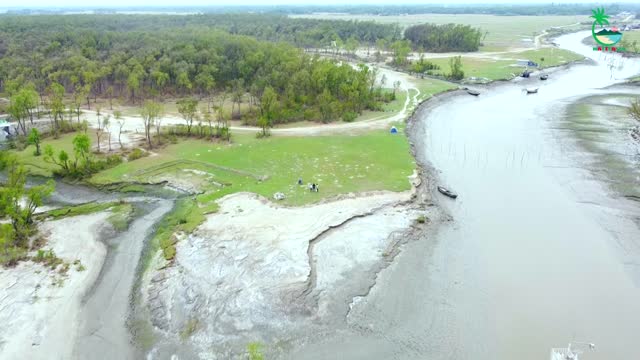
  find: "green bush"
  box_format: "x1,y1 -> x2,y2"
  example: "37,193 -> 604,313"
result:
0,246 -> 27,267
342,111 -> 358,122
127,148 -> 148,161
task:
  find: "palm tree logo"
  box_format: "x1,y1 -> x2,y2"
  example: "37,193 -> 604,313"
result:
591,7 -> 623,46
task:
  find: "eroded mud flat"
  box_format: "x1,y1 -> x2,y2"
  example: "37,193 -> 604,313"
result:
0,213 -> 111,359
141,188 -> 431,359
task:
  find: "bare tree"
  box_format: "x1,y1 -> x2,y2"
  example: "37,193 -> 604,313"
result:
140,101 -> 163,149
114,110 -> 125,150
103,115 -> 112,152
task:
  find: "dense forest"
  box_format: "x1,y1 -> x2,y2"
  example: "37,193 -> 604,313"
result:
0,15 -> 394,127
0,14 -> 401,49
404,24 -> 482,53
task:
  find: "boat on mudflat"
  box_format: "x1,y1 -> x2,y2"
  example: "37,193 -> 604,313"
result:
437,186 -> 458,199
467,89 -> 480,96
525,87 -> 539,94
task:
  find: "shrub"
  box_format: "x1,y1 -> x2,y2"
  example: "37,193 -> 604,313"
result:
0,246 -> 27,267
342,111 -> 358,122
127,148 -> 148,161
247,343 -> 264,360
303,108 -> 320,121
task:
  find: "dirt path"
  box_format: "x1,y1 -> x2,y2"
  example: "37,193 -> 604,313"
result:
76,68 -> 423,138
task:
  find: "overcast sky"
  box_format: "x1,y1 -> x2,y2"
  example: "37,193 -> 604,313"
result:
3,0 -> 638,7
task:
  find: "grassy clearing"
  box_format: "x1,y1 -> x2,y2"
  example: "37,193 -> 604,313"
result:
425,48 -> 583,81
428,57 -> 517,80
516,48 -> 584,68
292,14 -> 586,51
413,77 -> 458,101
13,133 -> 78,177
93,130 -> 415,207
622,31 -> 640,53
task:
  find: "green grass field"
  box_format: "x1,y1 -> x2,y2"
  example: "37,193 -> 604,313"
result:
92,130 -> 415,206
413,77 -> 458,101
292,14 -> 586,51
622,31 -> 640,53
425,48 -> 583,81
12,132 -> 107,177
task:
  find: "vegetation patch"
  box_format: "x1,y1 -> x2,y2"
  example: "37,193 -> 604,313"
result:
107,203 -> 135,231
180,318 -> 200,341
94,130 -> 415,207
151,198 -> 205,261
42,201 -> 119,220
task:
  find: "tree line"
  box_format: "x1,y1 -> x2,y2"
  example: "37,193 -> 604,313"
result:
0,13 -> 400,51
1,16 -> 394,130
273,4 -> 640,16
404,23 -> 483,53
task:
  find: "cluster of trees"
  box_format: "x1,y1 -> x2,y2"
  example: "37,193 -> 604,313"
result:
0,153 -> 55,266
404,24 -> 483,53
43,133 -> 121,178
0,16 -> 392,127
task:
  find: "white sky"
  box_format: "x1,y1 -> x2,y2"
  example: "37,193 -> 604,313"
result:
2,0 -> 639,8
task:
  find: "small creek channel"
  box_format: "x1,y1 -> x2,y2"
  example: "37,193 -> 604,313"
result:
18,177 -> 180,359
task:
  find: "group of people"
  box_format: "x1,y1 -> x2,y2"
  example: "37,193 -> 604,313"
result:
297,177 -> 319,192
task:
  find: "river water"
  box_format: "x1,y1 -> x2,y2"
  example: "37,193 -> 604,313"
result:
283,31 -> 640,360
416,31 -> 640,359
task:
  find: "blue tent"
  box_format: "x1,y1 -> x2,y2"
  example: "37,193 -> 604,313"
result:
390,126 -> 398,134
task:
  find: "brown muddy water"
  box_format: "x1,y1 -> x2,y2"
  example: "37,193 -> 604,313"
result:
282,31 -> 640,360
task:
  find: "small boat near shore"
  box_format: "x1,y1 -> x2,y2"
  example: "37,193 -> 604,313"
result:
467,89 -> 480,96
437,186 -> 458,199
525,87 -> 539,94
540,74 -> 549,80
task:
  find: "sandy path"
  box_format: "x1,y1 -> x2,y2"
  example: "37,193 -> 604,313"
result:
0,212 -> 110,359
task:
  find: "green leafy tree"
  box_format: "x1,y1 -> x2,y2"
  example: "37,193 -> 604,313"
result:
177,97 -> 199,136
27,128 -> 42,156
0,156 -> 54,247
390,40 -> 411,66
258,86 -> 278,137
447,56 -> 465,80
48,82 -> 66,136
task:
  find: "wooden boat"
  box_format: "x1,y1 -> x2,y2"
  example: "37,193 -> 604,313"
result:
437,186 -> 458,199
540,74 -> 549,80
525,87 -> 538,94
467,89 -> 480,96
